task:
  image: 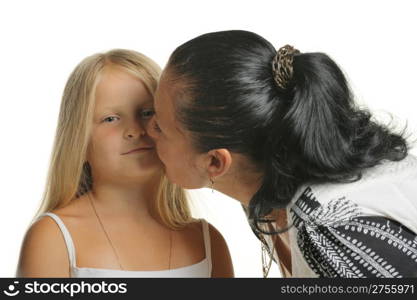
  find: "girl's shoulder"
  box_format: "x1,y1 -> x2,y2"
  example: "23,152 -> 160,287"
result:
186,219 -> 234,277
17,210 -> 71,277
173,219 -> 233,277
25,197 -> 84,248
179,219 -> 227,249
22,197 -> 87,263
52,194 -> 91,218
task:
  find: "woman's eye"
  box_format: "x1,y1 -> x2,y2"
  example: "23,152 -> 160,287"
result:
140,109 -> 156,119
103,116 -> 119,123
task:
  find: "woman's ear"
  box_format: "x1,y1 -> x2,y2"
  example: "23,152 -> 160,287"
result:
205,149 -> 232,179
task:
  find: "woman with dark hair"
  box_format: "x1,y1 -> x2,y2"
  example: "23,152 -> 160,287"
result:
148,30 -> 417,277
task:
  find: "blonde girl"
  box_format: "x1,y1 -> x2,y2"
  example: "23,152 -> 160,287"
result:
16,49 -> 233,278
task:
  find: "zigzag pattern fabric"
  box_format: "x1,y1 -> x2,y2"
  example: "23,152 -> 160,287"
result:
291,187 -> 417,277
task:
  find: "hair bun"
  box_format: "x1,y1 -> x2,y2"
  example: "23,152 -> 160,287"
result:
272,45 -> 300,89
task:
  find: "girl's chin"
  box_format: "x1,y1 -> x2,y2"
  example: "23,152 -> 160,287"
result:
119,161 -> 164,180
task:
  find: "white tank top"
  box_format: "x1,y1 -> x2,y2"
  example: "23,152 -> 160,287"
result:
38,212 -> 212,277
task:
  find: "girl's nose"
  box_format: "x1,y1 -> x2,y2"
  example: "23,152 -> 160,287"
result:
124,121 -> 145,139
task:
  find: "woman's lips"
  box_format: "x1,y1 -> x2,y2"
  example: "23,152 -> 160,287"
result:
122,147 -> 154,155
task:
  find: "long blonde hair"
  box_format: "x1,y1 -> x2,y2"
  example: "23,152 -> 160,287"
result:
36,49 -> 192,229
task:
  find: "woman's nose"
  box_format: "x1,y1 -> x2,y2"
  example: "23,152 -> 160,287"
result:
146,116 -> 158,140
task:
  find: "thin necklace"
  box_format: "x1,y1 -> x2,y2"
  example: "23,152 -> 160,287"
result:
87,193 -> 172,270
260,233 -> 274,278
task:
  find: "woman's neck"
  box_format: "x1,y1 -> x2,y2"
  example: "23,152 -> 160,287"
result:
214,167 -> 263,207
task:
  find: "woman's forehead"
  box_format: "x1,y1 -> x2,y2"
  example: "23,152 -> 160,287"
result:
154,78 -> 171,117
155,78 -> 191,138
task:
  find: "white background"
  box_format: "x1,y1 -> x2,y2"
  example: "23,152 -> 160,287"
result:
0,0 -> 416,277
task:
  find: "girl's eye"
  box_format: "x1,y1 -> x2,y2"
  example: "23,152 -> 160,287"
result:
103,116 -> 119,123
140,108 -> 156,119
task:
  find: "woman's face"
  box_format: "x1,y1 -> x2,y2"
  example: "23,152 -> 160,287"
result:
147,71 -> 208,189
87,65 -> 162,185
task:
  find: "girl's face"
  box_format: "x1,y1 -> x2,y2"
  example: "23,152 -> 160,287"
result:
87,65 -> 162,185
147,71 -> 207,189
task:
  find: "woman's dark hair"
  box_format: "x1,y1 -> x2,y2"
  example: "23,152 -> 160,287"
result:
166,30 -> 409,234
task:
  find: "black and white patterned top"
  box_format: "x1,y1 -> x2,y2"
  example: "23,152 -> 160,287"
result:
290,187 -> 417,277
250,154 -> 417,277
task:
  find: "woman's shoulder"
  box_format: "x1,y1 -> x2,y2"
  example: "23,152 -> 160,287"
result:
307,154 -> 417,202
288,178 -> 417,277
289,155 -> 417,231
289,202 -> 417,277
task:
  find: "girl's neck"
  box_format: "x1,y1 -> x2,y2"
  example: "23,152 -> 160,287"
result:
88,175 -> 160,219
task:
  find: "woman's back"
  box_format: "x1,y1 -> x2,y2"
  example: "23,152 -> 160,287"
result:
257,154 -> 417,277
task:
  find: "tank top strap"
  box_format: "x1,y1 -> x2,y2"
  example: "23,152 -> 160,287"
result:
200,218 -> 212,275
38,212 -> 77,268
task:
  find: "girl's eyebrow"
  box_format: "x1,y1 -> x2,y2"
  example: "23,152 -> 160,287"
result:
101,106 -> 122,111
100,101 -> 154,112
98,104 -> 126,111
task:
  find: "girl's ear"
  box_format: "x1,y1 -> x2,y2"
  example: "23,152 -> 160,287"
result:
203,149 -> 232,179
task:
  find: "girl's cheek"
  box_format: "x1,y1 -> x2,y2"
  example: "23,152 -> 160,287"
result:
90,128 -> 121,151
97,126 -> 121,138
